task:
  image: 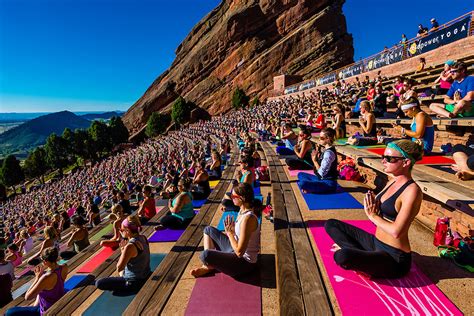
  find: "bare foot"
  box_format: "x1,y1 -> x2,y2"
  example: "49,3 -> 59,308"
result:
190,266 -> 214,278
330,243 -> 341,252
456,171 -> 474,181
154,224 -> 165,231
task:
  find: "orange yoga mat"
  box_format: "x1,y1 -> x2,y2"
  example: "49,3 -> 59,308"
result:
366,148 -> 454,165
76,247 -> 115,273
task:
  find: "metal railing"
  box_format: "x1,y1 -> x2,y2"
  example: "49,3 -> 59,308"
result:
282,11 -> 474,95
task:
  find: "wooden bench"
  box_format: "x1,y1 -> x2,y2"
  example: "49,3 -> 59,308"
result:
260,142 -> 332,315
121,147 -> 238,315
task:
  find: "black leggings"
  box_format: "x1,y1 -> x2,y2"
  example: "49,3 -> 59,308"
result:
159,212 -> 193,229
95,276 -> 147,295
285,157 -> 313,170
60,250 -> 78,260
324,219 -> 411,279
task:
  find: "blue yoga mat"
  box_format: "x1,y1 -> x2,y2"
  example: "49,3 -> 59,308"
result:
192,199 -> 207,208
301,186 -> 363,210
253,186 -> 261,196
217,212 -> 262,231
65,275 -> 88,292
83,253 -> 166,316
149,228 -> 185,242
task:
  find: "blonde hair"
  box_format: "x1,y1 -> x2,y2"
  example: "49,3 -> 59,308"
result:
44,226 -> 57,240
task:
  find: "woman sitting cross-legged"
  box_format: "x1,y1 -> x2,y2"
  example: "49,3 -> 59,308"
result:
6,247 -> 68,316
285,127 -> 314,170
298,128 -> 338,194
325,140 -> 423,279
276,123 -> 298,156
101,204 -> 127,249
155,178 -> 195,230
191,183 -> 261,278
59,215 -> 90,260
95,215 -> 151,294
221,155 -> 254,211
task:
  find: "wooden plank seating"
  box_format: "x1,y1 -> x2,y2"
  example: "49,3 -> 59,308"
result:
121,148 -> 238,315
260,142 -> 333,315
335,145 -> 474,214
43,208 -> 167,316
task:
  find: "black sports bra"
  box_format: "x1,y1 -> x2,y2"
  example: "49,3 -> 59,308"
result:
375,179 -> 415,221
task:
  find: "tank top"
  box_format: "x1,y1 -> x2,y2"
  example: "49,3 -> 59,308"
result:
240,170 -> 254,188
39,266 -> 65,315
10,251 -> 22,267
73,229 -> 90,253
234,211 -> 260,263
410,119 -> 434,153
363,116 -> 377,137
23,237 -> 34,255
123,235 -> 151,281
171,192 -> 195,221
375,179 -> 415,222
301,141 -> 313,166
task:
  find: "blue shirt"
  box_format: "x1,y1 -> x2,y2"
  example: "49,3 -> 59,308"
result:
447,76 -> 474,100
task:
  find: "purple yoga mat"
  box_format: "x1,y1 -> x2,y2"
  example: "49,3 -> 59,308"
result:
185,272 -> 261,315
148,228 -> 185,242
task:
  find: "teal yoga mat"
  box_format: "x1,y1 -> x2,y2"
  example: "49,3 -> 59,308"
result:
83,253 -> 166,316
216,211 -> 262,231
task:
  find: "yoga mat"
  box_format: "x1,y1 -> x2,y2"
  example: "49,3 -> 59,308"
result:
90,223 -> 113,242
76,247 -> 115,273
308,220 -> 462,315
16,266 -> 33,278
64,275 -> 88,292
253,186 -> 261,196
367,148 -> 455,164
209,180 -> 220,189
58,259 -> 68,265
12,280 -> 32,299
216,211 -> 262,231
288,169 -> 314,177
148,228 -> 185,242
301,186 -> 363,210
192,199 -> 207,208
83,254 -> 166,316
186,272 -> 261,315
427,164 -> 457,175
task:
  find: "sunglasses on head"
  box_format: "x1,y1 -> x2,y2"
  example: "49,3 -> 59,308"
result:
381,155 -> 405,163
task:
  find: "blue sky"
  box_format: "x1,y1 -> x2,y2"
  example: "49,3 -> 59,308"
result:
0,0 -> 472,113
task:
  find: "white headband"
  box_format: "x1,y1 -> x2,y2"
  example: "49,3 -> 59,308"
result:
401,103 -> 418,111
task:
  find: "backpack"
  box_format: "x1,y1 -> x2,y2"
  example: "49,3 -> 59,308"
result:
337,157 -> 363,182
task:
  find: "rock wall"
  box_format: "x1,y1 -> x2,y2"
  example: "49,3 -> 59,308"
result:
123,0 -> 353,133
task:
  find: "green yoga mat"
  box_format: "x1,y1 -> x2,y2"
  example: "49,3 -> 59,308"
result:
336,138 -> 386,149
90,223 -> 113,242
83,253 -> 166,316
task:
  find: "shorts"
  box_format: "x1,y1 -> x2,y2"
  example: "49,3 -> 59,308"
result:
445,103 -> 474,117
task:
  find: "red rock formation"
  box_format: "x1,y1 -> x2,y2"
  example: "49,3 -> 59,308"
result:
122,0 -> 353,133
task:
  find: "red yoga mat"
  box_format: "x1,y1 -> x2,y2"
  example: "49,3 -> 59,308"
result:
308,220 -> 462,315
76,247 -> 115,273
367,148 -> 454,164
185,272 -> 261,315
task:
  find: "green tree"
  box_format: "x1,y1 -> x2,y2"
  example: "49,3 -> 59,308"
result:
73,129 -> 95,161
62,127 -> 75,164
89,120 -> 112,156
232,87 -> 249,109
145,112 -> 171,138
24,147 -> 48,183
0,155 -> 25,191
44,133 -> 69,174
109,116 -> 129,145
171,96 -> 192,126
252,96 -> 260,107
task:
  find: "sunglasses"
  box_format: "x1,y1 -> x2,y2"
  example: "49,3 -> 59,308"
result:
230,193 -> 241,200
381,155 -> 405,163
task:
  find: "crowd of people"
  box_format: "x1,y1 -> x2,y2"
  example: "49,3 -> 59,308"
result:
0,51 -> 473,314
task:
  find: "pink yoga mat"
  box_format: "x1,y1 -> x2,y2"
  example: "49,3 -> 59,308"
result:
76,247 -> 115,273
308,220 -> 462,315
185,272 -> 261,315
288,169 -> 314,177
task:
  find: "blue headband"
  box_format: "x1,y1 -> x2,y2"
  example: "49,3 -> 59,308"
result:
386,142 -> 415,168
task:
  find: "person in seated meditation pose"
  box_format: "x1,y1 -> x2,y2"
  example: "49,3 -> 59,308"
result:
429,61 -> 474,118
5,243 -> 22,268
221,156 -> 254,211
137,185 -> 156,224
451,143 -> 474,180
6,247 -> 68,316
392,98 -> 434,153
285,127 -> 314,170
191,183 -> 261,278
298,128 -> 338,194
59,215 -> 90,260
325,140 -> 423,279
101,204 -> 127,249
276,123 -> 298,156
0,249 -> 14,308
191,161 -> 211,200
347,101 -> 377,146
155,178 -> 195,230
95,215 -> 151,294
28,226 -> 59,266
207,150 -> 222,180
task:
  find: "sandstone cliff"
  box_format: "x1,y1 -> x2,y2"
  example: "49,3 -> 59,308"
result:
123,0 -> 353,133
